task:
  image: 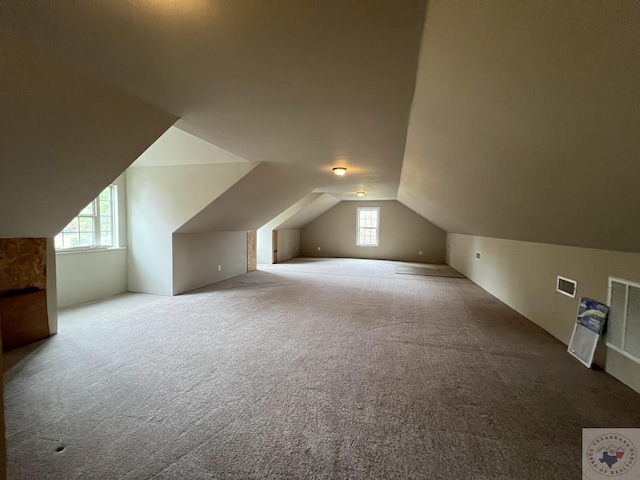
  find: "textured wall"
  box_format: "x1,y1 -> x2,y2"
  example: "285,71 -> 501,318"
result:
0,238 -> 46,292
247,231 -> 257,272
0,238 -> 50,352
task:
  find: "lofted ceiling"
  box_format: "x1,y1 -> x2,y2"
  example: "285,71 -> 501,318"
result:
0,0 -> 427,201
400,0 -> 640,252
0,29 -> 175,238
131,127 -> 250,168
2,1 -> 639,252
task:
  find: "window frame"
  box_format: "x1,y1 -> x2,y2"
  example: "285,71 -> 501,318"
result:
55,185 -> 118,251
607,276 -> 640,365
356,206 -> 380,247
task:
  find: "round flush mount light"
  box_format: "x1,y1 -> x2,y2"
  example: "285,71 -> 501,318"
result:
332,167 -> 347,176
356,191 -> 365,197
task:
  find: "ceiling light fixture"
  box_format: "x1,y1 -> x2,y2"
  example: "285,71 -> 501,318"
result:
356,191 -> 365,197
332,167 -> 347,176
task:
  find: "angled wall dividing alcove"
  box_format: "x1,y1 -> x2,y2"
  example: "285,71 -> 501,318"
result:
256,193 -> 342,265
127,162 -> 258,296
172,163 -> 314,294
0,29 -> 176,336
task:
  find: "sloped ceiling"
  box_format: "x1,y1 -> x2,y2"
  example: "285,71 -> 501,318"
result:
260,193 -> 324,233
1,0 -> 427,202
4,0 -> 639,250
0,30 -> 176,238
131,127 -> 250,167
176,163 -> 313,233
279,194 -> 342,230
399,0 -> 640,252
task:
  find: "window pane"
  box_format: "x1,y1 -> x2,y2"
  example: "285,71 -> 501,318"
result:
100,200 -> 112,216
99,188 -> 111,202
63,233 -> 80,248
79,217 -> 95,232
80,202 -> 95,215
101,231 -> 113,246
79,233 -> 94,246
62,218 -> 79,233
359,228 -> 376,246
357,208 -> 379,246
55,185 -> 116,250
100,216 -> 112,232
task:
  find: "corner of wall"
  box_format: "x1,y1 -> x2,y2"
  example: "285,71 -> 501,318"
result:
46,238 -> 58,334
447,233 -> 640,394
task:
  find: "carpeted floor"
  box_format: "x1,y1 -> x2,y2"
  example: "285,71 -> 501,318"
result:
394,262 -> 464,278
4,257 -> 640,479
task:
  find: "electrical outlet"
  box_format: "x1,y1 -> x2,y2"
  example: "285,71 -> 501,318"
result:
217,265 -> 222,271
318,247 -> 321,251
419,251 -> 423,255
475,251 -> 481,260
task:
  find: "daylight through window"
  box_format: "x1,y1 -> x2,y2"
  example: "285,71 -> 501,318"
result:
55,185 -> 117,250
357,207 -> 379,247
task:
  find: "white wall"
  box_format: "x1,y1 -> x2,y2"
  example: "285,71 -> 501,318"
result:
55,174 -> 128,308
126,162 -> 256,295
257,193 -> 322,264
301,200 -> 446,263
277,229 -> 301,263
448,233 -> 640,393
56,249 -> 127,308
257,228 -> 274,265
173,232 -> 248,295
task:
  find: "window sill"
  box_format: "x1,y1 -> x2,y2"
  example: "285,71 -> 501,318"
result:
55,247 -> 126,255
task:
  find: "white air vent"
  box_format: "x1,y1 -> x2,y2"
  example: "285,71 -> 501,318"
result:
557,276 -> 577,298
607,277 -> 640,364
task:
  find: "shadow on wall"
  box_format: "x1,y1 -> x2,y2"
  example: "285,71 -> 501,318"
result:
300,200 -> 446,263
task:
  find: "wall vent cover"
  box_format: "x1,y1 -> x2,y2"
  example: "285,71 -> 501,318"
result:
606,277 -> 640,365
557,276 -> 577,298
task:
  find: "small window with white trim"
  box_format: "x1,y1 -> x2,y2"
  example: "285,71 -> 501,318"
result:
55,185 -> 117,250
356,207 -> 379,247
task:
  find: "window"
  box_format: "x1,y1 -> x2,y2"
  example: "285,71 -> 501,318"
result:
357,207 -> 379,247
607,277 -> 640,365
55,185 -> 117,250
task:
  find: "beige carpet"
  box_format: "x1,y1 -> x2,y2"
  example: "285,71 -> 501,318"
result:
395,262 -> 465,278
4,258 -> 640,479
